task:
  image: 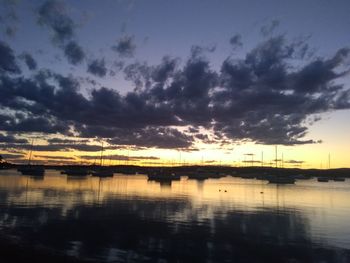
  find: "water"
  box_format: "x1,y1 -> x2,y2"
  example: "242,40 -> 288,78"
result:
0,169 -> 350,262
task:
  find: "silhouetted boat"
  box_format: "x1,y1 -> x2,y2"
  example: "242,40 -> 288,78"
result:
317,177 -> 329,182
17,139 -> 45,176
147,169 -> 180,181
333,177 -> 345,182
64,168 -> 89,176
91,169 -> 114,177
90,143 -> 114,177
268,175 -> 295,184
18,165 -> 45,176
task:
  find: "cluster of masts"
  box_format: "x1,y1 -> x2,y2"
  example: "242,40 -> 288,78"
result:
6,139 -> 335,170
10,140 -> 346,184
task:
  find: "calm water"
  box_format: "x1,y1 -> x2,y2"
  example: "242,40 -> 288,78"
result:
0,169 -> 350,262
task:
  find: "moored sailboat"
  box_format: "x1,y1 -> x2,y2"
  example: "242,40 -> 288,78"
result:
91,142 -> 114,177
17,139 -> 45,176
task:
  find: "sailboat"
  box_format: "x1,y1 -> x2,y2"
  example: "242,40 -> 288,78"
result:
17,139 -> 45,176
91,142 -> 114,177
267,146 -> 295,185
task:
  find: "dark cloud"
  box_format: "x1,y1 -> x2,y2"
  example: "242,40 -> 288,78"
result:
0,35 -> 349,148
64,41 -> 85,65
229,34 -> 243,50
0,153 -> 24,160
211,36 -> 350,145
285,160 -> 305,164
48,137 -> 89,144
87,58 -> 107,77
37,0 -> 74,43
260,19 -> 280,37
0,0 -> 19,37
112,35 -> 136,57
80,154 -> 159,161
107,127 -> 193,149
37,1 -> 86,66
1,142 -> 104,152
19,52 -> 38,70
123,61 -> 152,89
0,133 -> 28,143
34,154 -> 75,160
0,114 -> 70,134
0,40 -> 20,73
152,56 -> 179,83
190,45 -> 216,59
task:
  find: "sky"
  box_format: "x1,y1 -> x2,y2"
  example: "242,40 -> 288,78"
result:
0,0 -> 350,168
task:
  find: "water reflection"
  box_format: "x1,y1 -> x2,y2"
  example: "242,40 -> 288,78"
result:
0,169 -> 350,262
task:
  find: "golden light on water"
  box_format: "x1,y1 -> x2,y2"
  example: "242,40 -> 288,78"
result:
2,170 -> 350,211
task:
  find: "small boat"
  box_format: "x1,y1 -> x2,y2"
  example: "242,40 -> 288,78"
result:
333,177 -> 345,182
268,175 -> 295,184
91,142 -> 115,177
147,169 -> 181,181
317,177 -> 329,182
91,169 -> 114,177
64,168 -> 89,176
18,165 -> 45,176
17,139 -> 45,176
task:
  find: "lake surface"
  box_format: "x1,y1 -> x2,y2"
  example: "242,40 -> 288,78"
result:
0,169 -> 350,262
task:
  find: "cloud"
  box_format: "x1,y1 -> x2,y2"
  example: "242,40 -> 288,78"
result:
1,142 -> 105,152
80,154 -> 159,161
229,34 -> 243,50
36,1 -> 86,66
64,41 -> 85,65
0,114 -> 70,134
0,34 -> 349,148
47,137 -> 89,144
211,36 -> 350,145
19,52 -> 38,70
0,40 -> 20,73
0,0 -> 19,37
34,154 -> 75,160
0,153 -> 25,160
106,127 -> 193,149
87,58 -> 107,77
0,133 -> 28,143
112,35 -> 136,57
37,0 -> 74,43
260,19 -> 280,37
285,160 -> 305,164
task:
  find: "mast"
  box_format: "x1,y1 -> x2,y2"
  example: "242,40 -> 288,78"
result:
28,139 -> 34,165
275,145 -> 277,168
100,142 -> 104,166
